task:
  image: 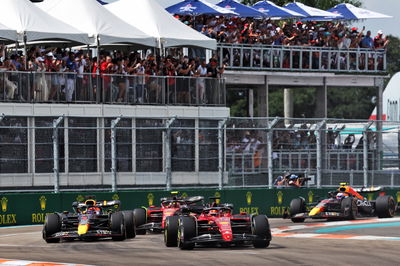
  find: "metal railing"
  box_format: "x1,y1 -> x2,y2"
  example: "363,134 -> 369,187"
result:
217,43 -> 387,73
0,71 -> 226,106
1,116 -> 400,191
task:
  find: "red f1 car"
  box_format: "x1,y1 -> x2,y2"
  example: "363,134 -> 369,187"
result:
288,183 -> 396,222
164,200 -> 271,250
134,192 -> 204,234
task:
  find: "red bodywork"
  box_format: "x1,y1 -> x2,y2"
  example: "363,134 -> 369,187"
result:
196,208 -> 251,242
144,201 -> 189,230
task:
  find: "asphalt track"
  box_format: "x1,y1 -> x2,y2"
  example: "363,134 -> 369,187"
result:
0,218 -> 399,266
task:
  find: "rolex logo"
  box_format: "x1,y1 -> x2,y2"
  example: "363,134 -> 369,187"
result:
397,191 -> 400,203
215,192 -> 221,204
277,191 -> 283,205
112,194 -> 119,201
39,196 -> 47,211
76,195 -> 84,202
246,191 -> 252,205
181,192 -> 188,198
1,197 -> 8,212
308,191 -> 314,203
147,193 -> 154,206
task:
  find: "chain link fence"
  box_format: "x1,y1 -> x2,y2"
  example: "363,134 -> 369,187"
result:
0,116 -> 400,191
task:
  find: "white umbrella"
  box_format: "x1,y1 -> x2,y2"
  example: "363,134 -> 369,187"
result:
327,3 -> 392,20
37,0 -> 156,47
0,0 -> 90,44
106,0 -> 216,50
284,2 -> 343,21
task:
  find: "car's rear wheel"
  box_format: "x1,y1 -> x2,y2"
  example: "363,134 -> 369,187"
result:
164,215 -> 179,247
122,211 -> 136,239
178,216 -> 196,250
376,195 -> 396,218
289,198 -> 306,223
111,211 -> 126,241
341,197 -> 357,220
133,208 -> 147,235
252,215 -> 271,248
43,214 -> 61,243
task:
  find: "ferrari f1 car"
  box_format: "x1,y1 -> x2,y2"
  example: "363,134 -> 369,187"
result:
163,199 -> 272,249
288,183 -> 396,223
134,192 -> 204,234
43,198 -> 136,242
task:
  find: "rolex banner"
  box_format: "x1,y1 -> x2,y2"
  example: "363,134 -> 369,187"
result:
0,188 -> 398,226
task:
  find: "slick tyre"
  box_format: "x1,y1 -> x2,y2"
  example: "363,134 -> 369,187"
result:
178,216 -> 196,250
252,215 -> 271,248
122,211 -> 136,239
133,208 -> 147,235
289,198 -> 306,223
376,195 -> 396,218
341,197 -> 357,220
111,212 -> 126,241
43,214 -> 61,243
164,216 -> 179,247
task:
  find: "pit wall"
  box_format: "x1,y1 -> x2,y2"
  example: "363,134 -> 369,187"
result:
0,188 -> 399,226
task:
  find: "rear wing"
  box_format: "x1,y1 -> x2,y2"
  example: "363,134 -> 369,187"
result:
353,187 -> 382,193
72,200 -> 121,210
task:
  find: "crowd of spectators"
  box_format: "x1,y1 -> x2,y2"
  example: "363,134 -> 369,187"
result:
226,122 -> 377,173
0,46 -> 224,103
180,15 -> 390,50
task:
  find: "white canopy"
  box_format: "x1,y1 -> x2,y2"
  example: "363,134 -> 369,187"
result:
0,23 -> 17,43
105,0 -> 216,50
37,0 -> 156,47
0,0 -> 90,44
155,0 -> 220,8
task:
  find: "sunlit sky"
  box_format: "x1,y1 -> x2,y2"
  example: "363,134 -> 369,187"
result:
105,0 -> 398,37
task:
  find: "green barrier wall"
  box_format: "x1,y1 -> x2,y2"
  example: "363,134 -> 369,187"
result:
0,188 -> 399,226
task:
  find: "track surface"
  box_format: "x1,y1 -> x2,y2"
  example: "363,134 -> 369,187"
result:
0,219 -> 399,266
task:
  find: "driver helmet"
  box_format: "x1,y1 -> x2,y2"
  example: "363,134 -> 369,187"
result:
290,174 -> 298,179
87,206 -> 100,214
209,209 -> 218,216
336,192 -> 346,200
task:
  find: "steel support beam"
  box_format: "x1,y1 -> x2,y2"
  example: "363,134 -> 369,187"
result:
111,116 -> 122,192
363,121 -> 373,187
316,120 -> 326,188
218,119 -> 228,190
267,117 -> 280,188
165,116 -> 176,191
53,116 -> 64,193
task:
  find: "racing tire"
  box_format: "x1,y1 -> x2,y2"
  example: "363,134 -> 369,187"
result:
341,197 -> 357,220
122,211 -> 136,239
376,195 -> 396,218
289,198 -> 306,223
43,214 -> 61,243
133,208 -> 147,235
111,211 -> 126,241
164,215 -> 179,247
178,216 -> 196,250
251,215 -> 271,248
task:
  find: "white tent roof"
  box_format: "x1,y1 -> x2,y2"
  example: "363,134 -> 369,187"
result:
0,23 -> 17,43
0,0 -> 90,44
37,0 -> 156,47
155,0 -> 220,8
105,0 -> 216,50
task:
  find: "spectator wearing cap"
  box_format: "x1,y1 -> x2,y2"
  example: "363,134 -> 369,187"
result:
374,30 -> 386,49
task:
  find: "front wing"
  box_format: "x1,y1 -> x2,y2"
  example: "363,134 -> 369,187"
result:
292,212 -> 344,219
187,233 -> 269,244
45,230 -> 123,240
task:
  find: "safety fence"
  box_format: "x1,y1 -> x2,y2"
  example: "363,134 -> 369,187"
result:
0,71 -> 226,106
1,116 -> 400,191
217,43 -> 387,73
0,188 -> 398,226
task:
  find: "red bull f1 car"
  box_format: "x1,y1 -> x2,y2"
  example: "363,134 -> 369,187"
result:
164,200 -> 272,249
134,192 -> 204,234
288,183 -> 396,223
43,198 -> 136,242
